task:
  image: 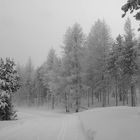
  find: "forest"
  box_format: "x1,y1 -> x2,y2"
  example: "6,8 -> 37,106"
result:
1,0 -> 140,139
13,18 -> 140,113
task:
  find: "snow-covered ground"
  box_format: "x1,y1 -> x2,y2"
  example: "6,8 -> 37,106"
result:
0,108 -> 88,140
0,106 -> 140,140
79,106 -> 140,140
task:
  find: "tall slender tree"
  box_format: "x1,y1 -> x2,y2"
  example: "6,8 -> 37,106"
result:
107,35 -> 124,106
62,23 -> 85,112
123,18 -> 138,106
87,19 -> 112,107
24,57 -> 34,106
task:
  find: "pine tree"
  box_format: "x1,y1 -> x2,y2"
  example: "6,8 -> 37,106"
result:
14,63 -> 24,105
48,56 -> 62,109
87,19 -> 112,107
123,18 -> 138,106
62,23 -> 85,112
24,57 -> 34,106
40,48 -> 61,109
107,35 -> 124,106
0,58 -> 20,120
122,0 -> 140,30
32,67 -> 46,106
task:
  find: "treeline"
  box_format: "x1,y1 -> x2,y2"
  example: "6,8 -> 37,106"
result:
15,18 -> 140,112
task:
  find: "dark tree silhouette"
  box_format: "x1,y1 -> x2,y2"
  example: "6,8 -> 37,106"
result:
122,0 -> 140,30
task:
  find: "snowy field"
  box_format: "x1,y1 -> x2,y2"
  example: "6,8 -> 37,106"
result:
79,106 -> 140,140
0,108 -> 88,140
0,106 -> 140,140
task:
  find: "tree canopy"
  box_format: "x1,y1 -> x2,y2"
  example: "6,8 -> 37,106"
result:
122,0 -> 140,30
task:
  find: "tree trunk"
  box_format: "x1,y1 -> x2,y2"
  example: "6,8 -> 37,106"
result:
102,89 -> 106,107
75,97 -> 79,112
65,92 -> 69,112
107,87 -> 110,105
87,90 -> 90,107
99,91 -> 102,102
115,80 -> 118,106
131,84 -> 136,107
126,92 -> 129,105
91,88 -> 94,105
97,92 -> 100,102
107,91 -> 109,105
122,89 -> 125,105
119,89 -> 122,102
52,94 -> 55,109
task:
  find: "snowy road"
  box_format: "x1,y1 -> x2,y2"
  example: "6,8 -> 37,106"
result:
0,110 -> 88,140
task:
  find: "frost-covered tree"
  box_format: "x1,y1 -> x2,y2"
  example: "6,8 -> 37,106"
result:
39,48 -> 62,109
107,35 -> 125,106
122,0 -> 140,30
32,67 -> 46,106
24,57 -> 34,106
123,18 -> 138,106
41,48 -> 56,93
14,63 -> 24,105
62,23 -> 85,112
0,58 -> 20,120
86,19 -> 112,107
47,54 -> 62,109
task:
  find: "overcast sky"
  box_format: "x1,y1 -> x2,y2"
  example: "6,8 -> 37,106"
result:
0,0 -> 139,67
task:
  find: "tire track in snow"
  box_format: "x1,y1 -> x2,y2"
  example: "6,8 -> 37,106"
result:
57,115 -> 89,140
0,111 -> 89,140
57,117 -> 67,140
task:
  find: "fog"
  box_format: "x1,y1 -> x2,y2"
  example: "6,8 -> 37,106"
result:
0,0 -> 139,66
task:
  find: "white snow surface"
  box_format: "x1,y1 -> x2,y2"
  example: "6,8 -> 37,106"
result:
79,106 -> 140,140
0,106 -> 140,140
0,108 -> 88,140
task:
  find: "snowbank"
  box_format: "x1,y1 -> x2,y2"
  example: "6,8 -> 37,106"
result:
79,106 -> 140,140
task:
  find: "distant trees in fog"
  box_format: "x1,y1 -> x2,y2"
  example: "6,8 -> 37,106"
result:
15,18 -> 140,112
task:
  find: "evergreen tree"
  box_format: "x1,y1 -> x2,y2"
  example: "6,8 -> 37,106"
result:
62,23 -> 85,112
40,48 -> 61,109
0,58 -> 20,120
122,0 -> 140,30
14,63 -> 24,105
107,35 -> 125,106
47,55 -> 62,109
24,57 -> 34,106
123,18 -> 138,106
87,19 -> 112,107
